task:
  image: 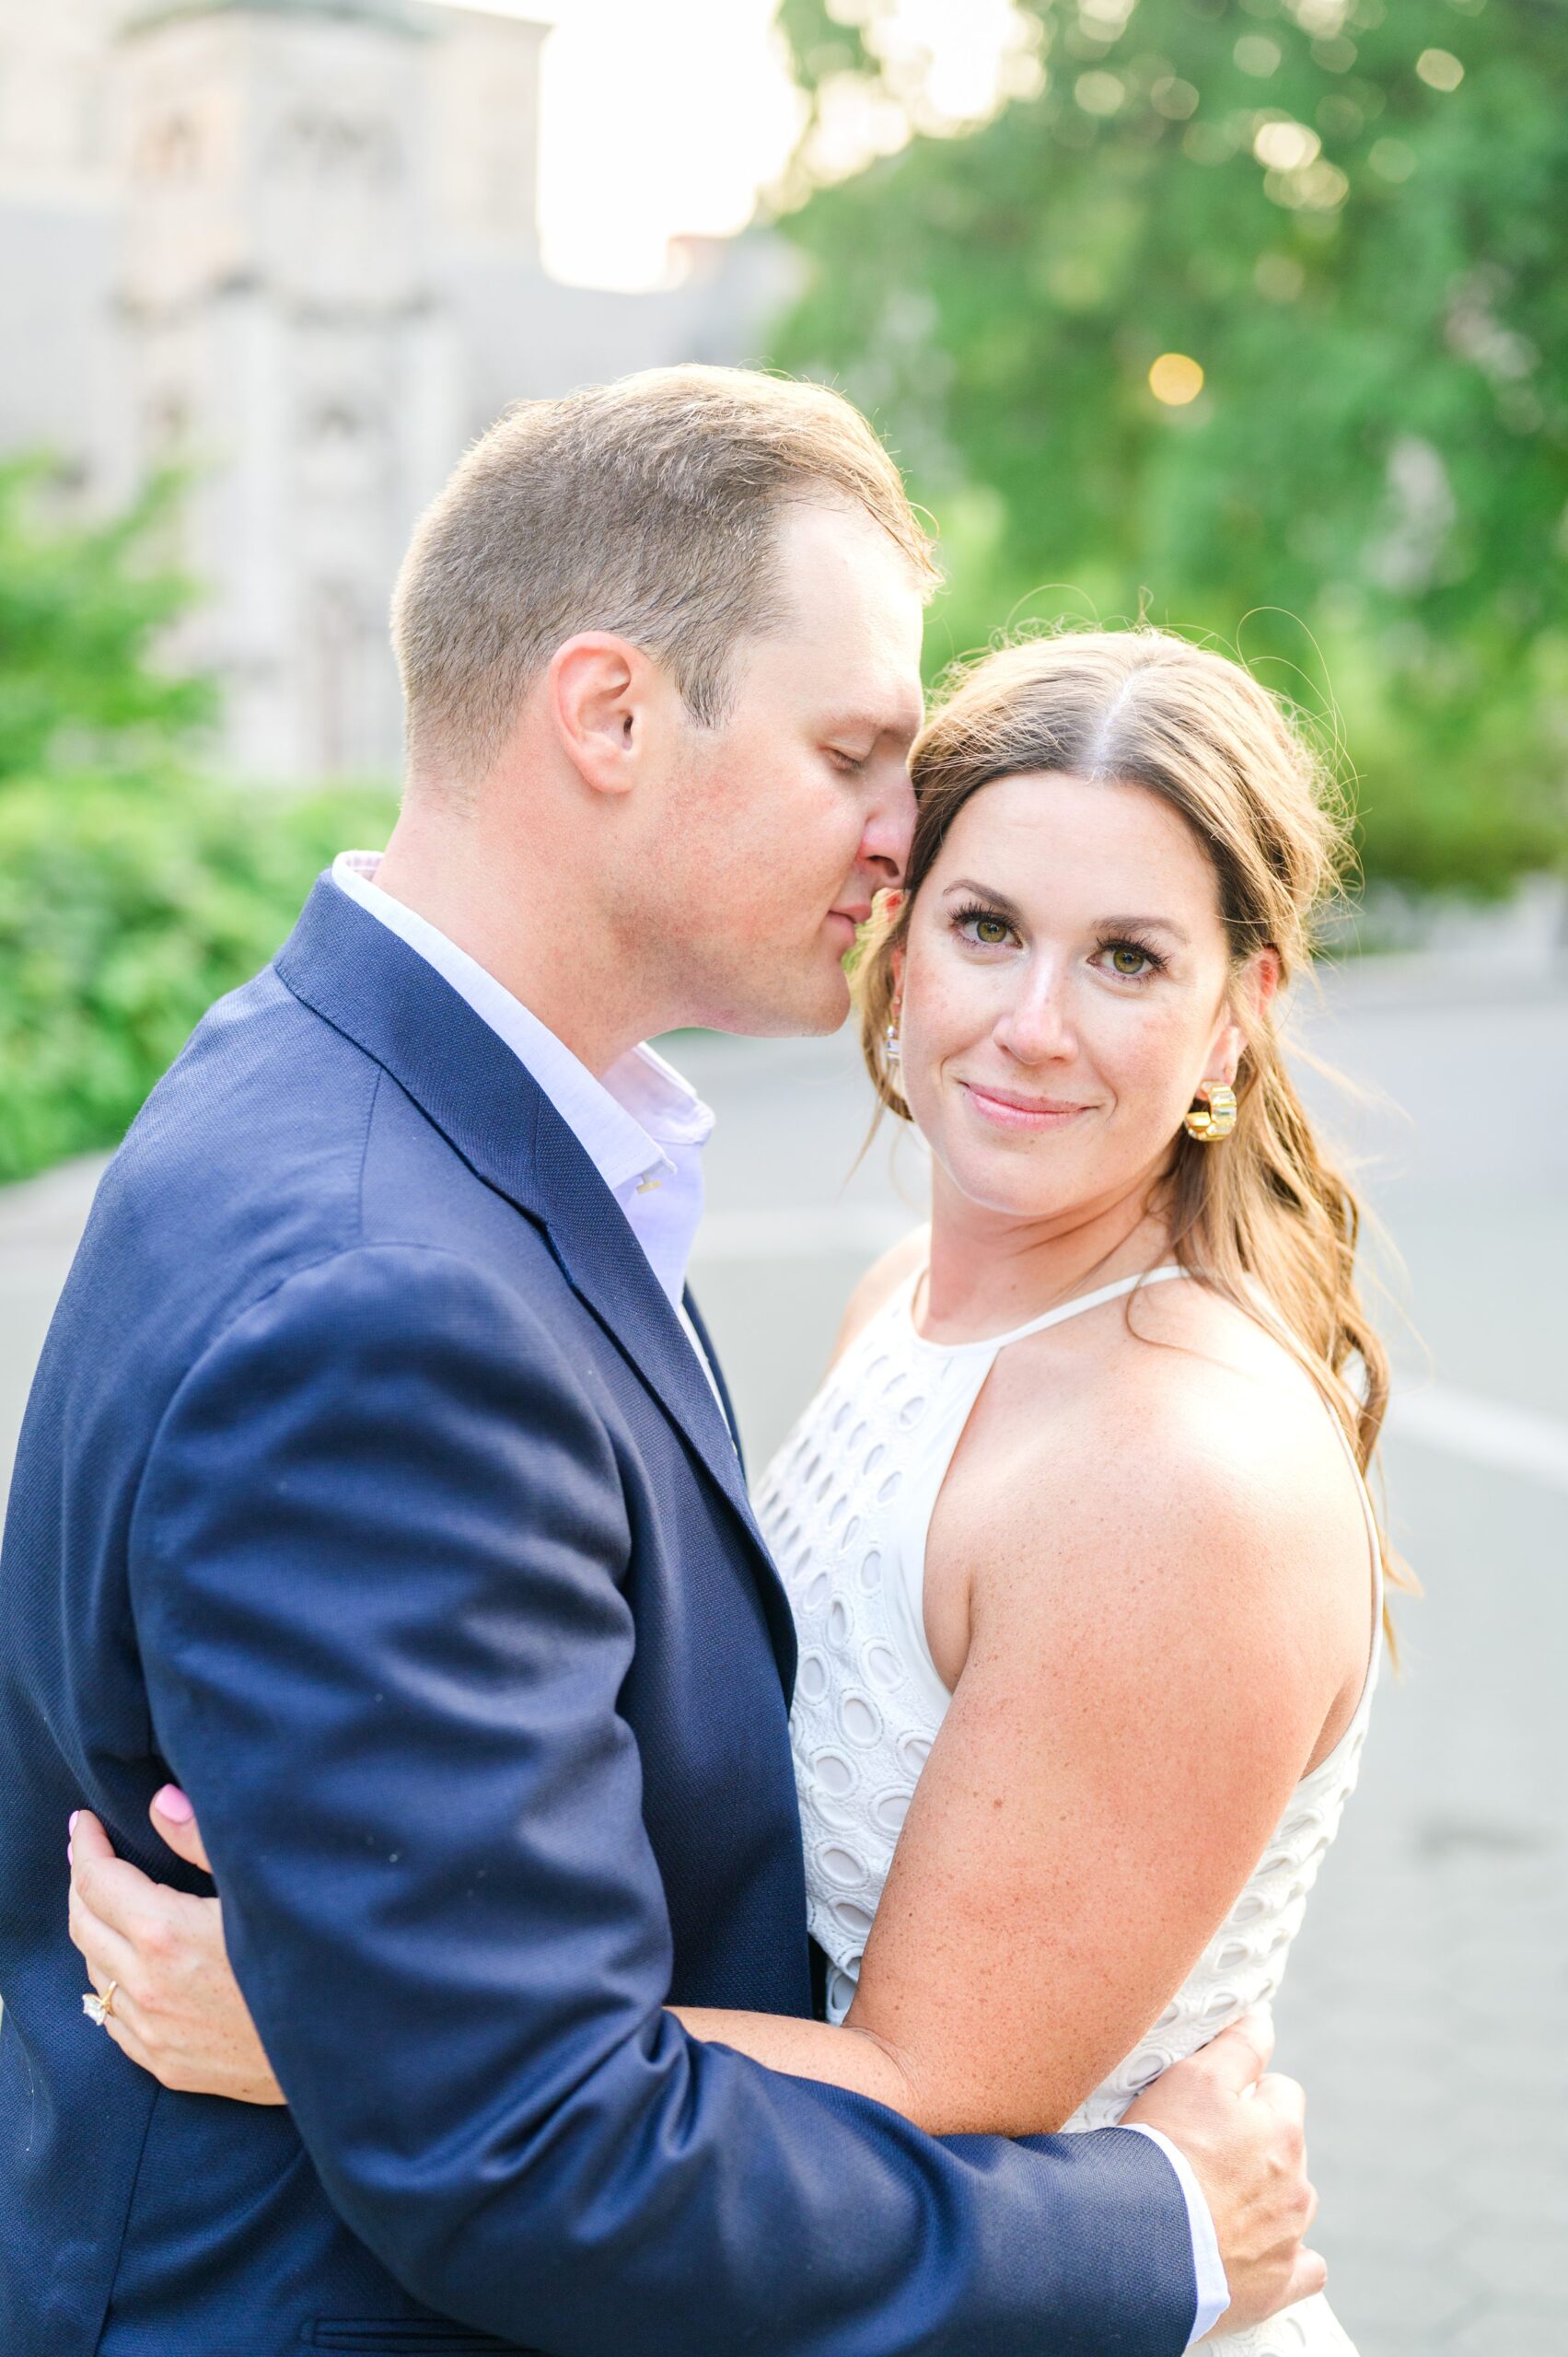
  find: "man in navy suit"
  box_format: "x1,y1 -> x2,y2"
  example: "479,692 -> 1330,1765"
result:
2,368 -> 1319,2355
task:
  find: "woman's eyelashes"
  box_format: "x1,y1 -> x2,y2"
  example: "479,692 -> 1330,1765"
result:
1092,933 -> 1168,982
950,899 -> 1017,948
948,902 -> 1169,981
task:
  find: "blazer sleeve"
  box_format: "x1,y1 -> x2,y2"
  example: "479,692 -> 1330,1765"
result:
129,1242 -> 1197,2357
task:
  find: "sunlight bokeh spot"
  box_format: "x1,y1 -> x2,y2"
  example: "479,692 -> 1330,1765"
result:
1292,0 -> 1351,33
1074,71 -> 1124,117
1234,34 -> 1283,77
1369,137 -> 1418,182
1149,76 -> 1200,122
1416,48 -> 1465,93
1254,120 -> 1322,173
1149,353 -> 1205,406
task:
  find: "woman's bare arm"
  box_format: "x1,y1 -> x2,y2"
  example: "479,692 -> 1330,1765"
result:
676,1430 -> 1342,2135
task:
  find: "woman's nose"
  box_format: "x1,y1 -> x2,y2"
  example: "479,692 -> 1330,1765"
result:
995,973 -> 1076,1065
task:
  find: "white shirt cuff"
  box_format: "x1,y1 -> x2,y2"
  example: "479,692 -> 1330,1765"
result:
1118,2123 -> 1230,2345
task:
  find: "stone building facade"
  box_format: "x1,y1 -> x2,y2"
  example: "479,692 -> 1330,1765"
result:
0,0 -> 782,779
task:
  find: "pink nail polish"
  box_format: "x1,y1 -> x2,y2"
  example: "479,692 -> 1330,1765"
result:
68,1811 -> 78,1836
153,1784 -> 195,1824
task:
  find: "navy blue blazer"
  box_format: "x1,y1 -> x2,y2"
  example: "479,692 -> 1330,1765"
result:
0,878 -> 1195,2357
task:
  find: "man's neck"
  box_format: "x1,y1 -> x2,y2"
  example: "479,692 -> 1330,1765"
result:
371,825 -> 660,1077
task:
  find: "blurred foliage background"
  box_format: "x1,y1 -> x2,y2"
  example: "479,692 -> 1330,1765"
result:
0,459 -> 392,1184
772,0 -> 1568,891
1,0 -> 1563,1185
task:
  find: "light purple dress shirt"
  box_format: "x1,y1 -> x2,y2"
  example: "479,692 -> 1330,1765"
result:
331,851 -> 717,1376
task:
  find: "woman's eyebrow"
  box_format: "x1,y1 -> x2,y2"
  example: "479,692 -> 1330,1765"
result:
1097,914 -> 1192,946
942,877 -> 1025,919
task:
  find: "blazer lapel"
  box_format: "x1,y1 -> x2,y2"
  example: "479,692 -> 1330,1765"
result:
273,879 -> 796,1685
682,1287 -> 746,1476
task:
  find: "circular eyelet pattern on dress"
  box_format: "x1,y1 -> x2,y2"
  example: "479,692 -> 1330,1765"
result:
753,1281 -> 1379,2357
796,1651 -> 828,1703
838,1691 -> 880,1747
755,1324 -> 970,2016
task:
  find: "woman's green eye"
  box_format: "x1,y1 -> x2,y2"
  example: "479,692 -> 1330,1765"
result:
974,916 -> 1009,945
1109,946 -> 1149,976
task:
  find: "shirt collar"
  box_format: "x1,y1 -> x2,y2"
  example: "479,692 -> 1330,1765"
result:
330,851 -> 712,1201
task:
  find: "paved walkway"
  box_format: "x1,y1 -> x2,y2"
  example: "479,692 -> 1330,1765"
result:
4,955 -> 1565,2351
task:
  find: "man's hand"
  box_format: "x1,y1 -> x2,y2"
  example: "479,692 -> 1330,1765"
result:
67,1790 -> 285,2106
1124,2012 -> 1325,2338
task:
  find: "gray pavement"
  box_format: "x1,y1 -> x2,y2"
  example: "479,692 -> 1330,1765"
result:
3,957 -> 1565,2351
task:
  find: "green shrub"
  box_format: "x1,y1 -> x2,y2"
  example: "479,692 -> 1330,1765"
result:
0,771 -> 397,1185
0,458 -> 215,782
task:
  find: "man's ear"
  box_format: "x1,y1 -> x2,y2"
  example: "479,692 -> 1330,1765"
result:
547,633 -> 652,797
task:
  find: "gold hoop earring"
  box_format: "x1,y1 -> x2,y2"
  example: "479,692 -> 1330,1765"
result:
1184,1081 -> 1237,1143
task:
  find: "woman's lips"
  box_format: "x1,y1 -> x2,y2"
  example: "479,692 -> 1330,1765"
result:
958,1080 -> 1092,1132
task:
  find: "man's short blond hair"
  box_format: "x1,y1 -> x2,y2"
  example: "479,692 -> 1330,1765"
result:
390,366 -> 939,786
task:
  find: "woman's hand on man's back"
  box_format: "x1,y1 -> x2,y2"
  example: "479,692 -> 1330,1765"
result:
66,1790 -> 285,2106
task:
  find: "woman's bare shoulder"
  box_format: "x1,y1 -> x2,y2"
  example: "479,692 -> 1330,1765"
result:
960,1271 -> 1375,1777
827,1226 -> 930,1370
1120,1276 -> 1355,1478
1118,1278 -> 1353,1492
992,1273 -> 1368,1629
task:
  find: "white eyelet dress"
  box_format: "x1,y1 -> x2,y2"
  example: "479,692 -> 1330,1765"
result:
753,1264 -> 1379,2357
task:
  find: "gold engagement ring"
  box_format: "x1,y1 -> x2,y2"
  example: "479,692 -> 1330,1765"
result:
82,1980 -> 118,2027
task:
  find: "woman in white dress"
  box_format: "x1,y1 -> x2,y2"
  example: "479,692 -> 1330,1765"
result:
730,632 -> 1386,2357
699,629 -> 1393,2352
70,628 -> 1393,2352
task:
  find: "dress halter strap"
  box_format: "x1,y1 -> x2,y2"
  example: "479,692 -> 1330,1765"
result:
906,1262 -> 1190,1357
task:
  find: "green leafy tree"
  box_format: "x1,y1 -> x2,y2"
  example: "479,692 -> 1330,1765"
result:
771,0 -> 1568,890
0,457 -> 216,782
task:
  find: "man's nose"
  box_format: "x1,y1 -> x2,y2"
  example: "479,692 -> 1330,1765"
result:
860,767 -> 916,887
